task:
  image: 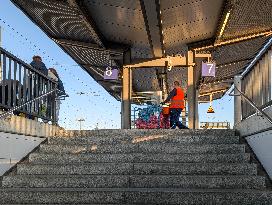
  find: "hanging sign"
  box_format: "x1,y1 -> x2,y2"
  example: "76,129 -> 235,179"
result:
202,62 -> 216,77
103,66 -> 119,80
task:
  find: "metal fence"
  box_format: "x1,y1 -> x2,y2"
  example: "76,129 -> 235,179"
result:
0,47 -> 57,123
242,48 -> 272,119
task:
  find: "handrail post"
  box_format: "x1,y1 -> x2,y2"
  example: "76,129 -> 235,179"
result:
230,85 -> 272,126
52,87 -> 57,125
234,75 -> 242,126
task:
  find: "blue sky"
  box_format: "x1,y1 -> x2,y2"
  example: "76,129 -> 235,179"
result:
0,0 -> 234,129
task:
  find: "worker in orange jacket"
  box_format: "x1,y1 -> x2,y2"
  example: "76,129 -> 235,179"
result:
162,81 -> 188,129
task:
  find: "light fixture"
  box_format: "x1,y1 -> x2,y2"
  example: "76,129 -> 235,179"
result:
219,11 -> 231,38
207,94 -> 215,113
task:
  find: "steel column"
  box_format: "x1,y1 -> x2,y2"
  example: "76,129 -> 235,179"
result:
195,90 -> 199,129
182,102 -> 186,125
234,75 -> 242,126
121,50 -> 132,129
187,51 -> 197,129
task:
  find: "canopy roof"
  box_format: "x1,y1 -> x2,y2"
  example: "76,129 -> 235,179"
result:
11,0 -> 272,102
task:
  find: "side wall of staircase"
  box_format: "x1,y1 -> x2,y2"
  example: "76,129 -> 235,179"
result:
236,105 -> 272,180
0,129 -> 272,204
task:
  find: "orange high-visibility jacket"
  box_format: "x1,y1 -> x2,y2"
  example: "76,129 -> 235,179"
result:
170,87 -> 185,109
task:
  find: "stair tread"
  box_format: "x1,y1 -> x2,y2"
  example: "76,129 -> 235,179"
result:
29,152 -> 251,164
19,162 -> 256,165
1,187 -> 271,193
3,128 -> 271,205
6,174 -> 262,177
39,143 -> 246,154
48,135 -> 239,145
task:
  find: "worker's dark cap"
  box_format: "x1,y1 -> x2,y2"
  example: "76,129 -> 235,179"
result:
32,55 -> 42,60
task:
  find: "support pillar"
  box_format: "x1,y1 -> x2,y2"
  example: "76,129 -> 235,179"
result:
195,90 -> 199,129
182,102 -> 186,125
187,51 -> 198,129
121,50 -> 132,129
0,26 -> 2,81
234,75 -> 242,126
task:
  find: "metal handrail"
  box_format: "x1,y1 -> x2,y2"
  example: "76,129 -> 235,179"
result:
0,47 -> 54,81
0,89 -> 64,119
230,86 -> 272,125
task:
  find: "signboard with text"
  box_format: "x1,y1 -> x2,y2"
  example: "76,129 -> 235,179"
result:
103,66 -> 119,80
202,62 -> 216,77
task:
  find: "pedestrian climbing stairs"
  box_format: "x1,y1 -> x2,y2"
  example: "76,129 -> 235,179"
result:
0,129 -> 272,204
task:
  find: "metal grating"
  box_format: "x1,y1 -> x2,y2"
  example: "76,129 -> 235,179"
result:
60,44 -> 110,67
211,36 -> 271,65
199,79 -> 232,101
83,0 -> 152,58
221,0 -> 272,40
200,35 -> 271,85
161,0 -> 224,55
132,67 -> 188,93
132,68 -> 161,92
10,0 -> 272,102
12,0 -> 98,44
166,67 -> 188,90
203,61 -> 248,84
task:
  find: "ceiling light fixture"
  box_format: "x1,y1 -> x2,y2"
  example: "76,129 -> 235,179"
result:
219,11 -> 231,38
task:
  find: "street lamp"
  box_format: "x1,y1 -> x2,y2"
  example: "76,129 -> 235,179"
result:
77,118 -> 85,131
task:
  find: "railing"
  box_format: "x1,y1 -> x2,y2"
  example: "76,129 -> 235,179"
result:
230,86 -> 272,125
0,88 -> 64,120
241,48 -> 272,119
200,122 -> 230,129
0,47 -> 58,122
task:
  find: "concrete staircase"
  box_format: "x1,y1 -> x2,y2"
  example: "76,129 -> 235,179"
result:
1,129 -> 272,204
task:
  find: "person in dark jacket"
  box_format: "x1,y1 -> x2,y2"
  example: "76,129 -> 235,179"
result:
48,68 -> 65,95
30,56 -> 48,75
162,81 -> 188,129
48,68 -> 66,123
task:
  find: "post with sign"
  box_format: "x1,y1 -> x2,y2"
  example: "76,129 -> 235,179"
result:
103,66 -> 119,80
202,61 -> 216,77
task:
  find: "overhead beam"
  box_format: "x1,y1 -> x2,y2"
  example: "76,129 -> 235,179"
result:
194,31 -> 272,51
124,56 -> 191,68
195,53 -> 212,58
67,0 -> 105,48
198,88 -> 228,97
188,38 -> 216,50
140,0 -> 164,57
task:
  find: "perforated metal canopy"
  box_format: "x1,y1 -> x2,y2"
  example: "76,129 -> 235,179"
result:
11,0 -> 272,102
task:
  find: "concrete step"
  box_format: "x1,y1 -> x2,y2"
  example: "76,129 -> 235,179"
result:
29,152 -> 251,164
61,129 -> 236,138
2,175 -> 266,189
0,188 -> 271,204
39,143 -> 245,154
48,134 -> 239,145
60,129 -> 235,137
16,163 -> 257,175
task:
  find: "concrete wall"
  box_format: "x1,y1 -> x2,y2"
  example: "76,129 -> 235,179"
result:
0,115 -> 69,176
235,106 -> 272,136
0,132 -> 45,176
236,105 -> 272,179
0,115 -> 64,137
246,130 -> 272,179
